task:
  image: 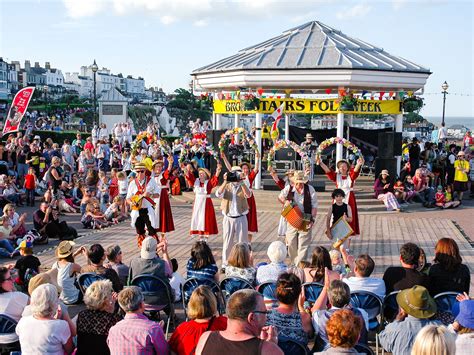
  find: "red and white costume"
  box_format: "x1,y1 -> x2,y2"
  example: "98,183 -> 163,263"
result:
186,173 -> 219,237
153,170 -> 175,234
326,168 -> 360,235
244,170 -> 258,233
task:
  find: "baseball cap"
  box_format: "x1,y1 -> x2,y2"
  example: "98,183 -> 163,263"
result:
15,240 -> 33,250
140,237 -> 157,260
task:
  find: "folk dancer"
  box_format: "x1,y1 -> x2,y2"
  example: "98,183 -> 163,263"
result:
126,162 -> 161,247
317,156 -> 363,245
152,156 -> 175,240
221,151 -> 261,244
278,170 -> 318,265
185,163 -> 222,241
300,133 -> 317,180
269,167 -> 295,238
216,166 -> 252,270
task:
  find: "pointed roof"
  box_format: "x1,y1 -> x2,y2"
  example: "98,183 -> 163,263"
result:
193,21 -> 430,74
99,87 -> 128,102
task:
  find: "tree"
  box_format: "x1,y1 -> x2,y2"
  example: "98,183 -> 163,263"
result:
166,88 -> 212,133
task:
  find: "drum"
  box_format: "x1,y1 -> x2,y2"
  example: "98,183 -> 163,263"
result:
281,203 -> 310,231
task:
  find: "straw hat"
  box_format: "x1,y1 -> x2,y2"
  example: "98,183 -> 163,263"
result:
28,268 -> 62,296
305,133 -> 314,139
231,166 -> 242,172
336,159 -> 350,169
55,241 -> 76,259
152,160 -> 164,168
285,169 -> 295,176
396,285 -> 437,319
198,168 -> 211,179
380,169 -> 389,176
240,161 -> 252,169
133,162 -> 147,170
292,170 -> 308,184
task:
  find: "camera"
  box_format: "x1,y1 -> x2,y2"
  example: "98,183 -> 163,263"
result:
226,171 -> 240,182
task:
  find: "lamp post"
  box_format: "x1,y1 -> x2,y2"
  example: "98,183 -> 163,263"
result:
43,85 -> 48,115
441,81 -> 449,126
91,59 -> 98,127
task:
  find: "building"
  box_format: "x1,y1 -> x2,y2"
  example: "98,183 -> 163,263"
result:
7,62 -> 19,95
311,116 -> 337,129
145,87 -> 167,104
19,61 -> 46,87
45,62 -> 64,86
447,124 -> 468,138
64,72 -> 93,98
0,58 -> 8,100
124,75 -> 145,97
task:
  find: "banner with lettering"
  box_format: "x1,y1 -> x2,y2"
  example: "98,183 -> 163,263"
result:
213,98 -> 402,115
3,87 -> 35,136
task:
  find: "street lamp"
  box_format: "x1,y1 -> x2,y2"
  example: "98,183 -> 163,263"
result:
91,59 -> 98,126
43,85 -> 48,115
441,81 -> 449,126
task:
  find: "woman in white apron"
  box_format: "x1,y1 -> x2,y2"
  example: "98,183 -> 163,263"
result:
185,164 -> 222,241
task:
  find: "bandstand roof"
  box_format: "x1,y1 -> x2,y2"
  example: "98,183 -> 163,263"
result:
192,21 -> 431,92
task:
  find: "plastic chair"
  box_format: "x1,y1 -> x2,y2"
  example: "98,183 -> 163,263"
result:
434,291 -> 459,314
382,290 -> 400,324
77,273 -> 105,294
350,291 -> 383,331
220,277 -> 254,304
0,314 -> 19,354
131,274 -> 175,337
257,281 -> 277,307
354,343 -> 375,355
277,337 -> 308,355
182,278 -> 225,320
302,282 -> 324,305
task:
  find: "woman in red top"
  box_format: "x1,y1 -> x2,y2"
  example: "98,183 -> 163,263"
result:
185,163 -> 222,241
152,156 -> 175,239
23,166 -> 37,206
317,157 -> 364,237
169,285 -> 227,355
108,168 -> 119,200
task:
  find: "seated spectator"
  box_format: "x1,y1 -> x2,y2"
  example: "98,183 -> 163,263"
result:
379,285 -> 441,355
52,241 -> 86,305
195,289 -> 283,355
341,250 -> 386,299
128,237 -> 172,284
186,241 -> 218,282
81,244 -> 123,292
311,276 -> 369,351
225,242 -> 256,285
256,241 -> 288,284
428,238 -> 470,296
449,294 -> 474,352
320,309 -> 363,354
169,285 -> 227,355
413,168 -> 436,207
76,280 -> 122,355
0,215 -> 17,258
169,258 -> 185,302
16,284 -> 74,354
104,196 -> 127,224
373,170 -> 401,211
266,273 -> 313,347
82,203 -> 113,229
106,245 -> 129,286
33,201 -> 78,241
411,325 -> 456,355
14,240 -> 41,285
383,242 -> 430,294
107,286 -> 169,354
329,249 -> 347,275
303,246 -> 336,283
3,204 -> 27,237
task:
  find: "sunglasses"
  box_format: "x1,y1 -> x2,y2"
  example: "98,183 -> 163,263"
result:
137,170 -> 145,173
252,310 -> 269,315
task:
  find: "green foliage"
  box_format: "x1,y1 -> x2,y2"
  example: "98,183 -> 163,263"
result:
403,97 -> 424,113
166,88 -> 212,133
29,130 -> 90,143
404,112 -> 425,123
128,106 -> 156,132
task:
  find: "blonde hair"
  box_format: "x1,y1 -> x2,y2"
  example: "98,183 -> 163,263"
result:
411,325 -> 456,355
187,285 -> 217,320
113,196 -> 122,204
2,203 -> 15,215
227,243 -> 251,269
117,171 -> 125,179
84,280 -> 113,311
329,249 -> 342,261
51,156 -> 61,164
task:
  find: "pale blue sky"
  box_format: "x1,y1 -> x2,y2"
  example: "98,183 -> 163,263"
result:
1,0 -> 472,118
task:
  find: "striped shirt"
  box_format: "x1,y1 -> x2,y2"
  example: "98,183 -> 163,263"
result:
107,313 -> 169,355
186,259 -> 218,281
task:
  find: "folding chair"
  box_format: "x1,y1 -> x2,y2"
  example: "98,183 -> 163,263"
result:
257,281 -> 277,308
277,337 -> 308,355
182,278 -> 225,320
220,277 -> 254,304
302,282 -> 324,306
77,272 -> 105,294
434,291 -> 459,314
0,314 -> 19,354
382,291 -> 400,324
131,274 -> 175,337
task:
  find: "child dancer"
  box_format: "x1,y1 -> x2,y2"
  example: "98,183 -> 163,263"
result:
326,189 -> 353,249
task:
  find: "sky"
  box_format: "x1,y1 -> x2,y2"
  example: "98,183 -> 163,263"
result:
0,0 -> 473,118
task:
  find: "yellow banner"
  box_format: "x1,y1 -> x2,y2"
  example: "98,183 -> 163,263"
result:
213,99 -> 402,115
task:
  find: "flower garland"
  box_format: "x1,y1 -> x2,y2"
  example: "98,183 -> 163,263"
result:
266,139 -> 310,170
131,131 -> 172,156
316,137 -> 362,159
178,138 -> 219,163
218,127 -> 259,155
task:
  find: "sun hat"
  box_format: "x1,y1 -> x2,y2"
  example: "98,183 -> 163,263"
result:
55,241 -> 76,259
33,135 -> 41,140
285,169 -> 295,176
239,161 -> 252,169
140,237 -> 158,260
457,151 -> 465,156
152,160 -> 164,168
231,166 -> 242,172
134,162 -> 147,170
455,300 -> 474,328
292,170 -> 308,184
198,168 -> 211,179
336,159 -> 350,169
28,268 -> 62,296
396,285 -> 437,319
380,169 -> 390,176
305,133 -> 314,139
15,240 -> 33,250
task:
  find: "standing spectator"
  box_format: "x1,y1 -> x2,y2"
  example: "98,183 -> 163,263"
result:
107,286 -> 169,354
409,137 -> 421,174
446,144 -> 457,186
453,151 -> 470,202
25,143 -> 42,177
23,166 -> 37,206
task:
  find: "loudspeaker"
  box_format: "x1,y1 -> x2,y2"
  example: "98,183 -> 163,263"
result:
275,147 -> 296,161
393,132 -> 402,156
378,132 -> 394,158
375,158 -> 397,178
206,129 -> 225,147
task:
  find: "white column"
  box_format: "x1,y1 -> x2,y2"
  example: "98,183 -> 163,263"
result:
336,112 -> 344,163
215,114 -> 222,130
212,112 -> 216,130
255,112 -> 263,189
395,113 -> 403,175
234,113 -> 240,143
284,114 -> 290,141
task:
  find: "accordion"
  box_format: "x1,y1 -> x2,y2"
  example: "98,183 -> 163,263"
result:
130,194 -> 144,211
281,203 -> 311,231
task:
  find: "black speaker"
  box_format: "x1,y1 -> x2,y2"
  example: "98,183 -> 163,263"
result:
378,132 -> 394,158
393,132 -> 402,156
206,129 -> 225,147
375,158 -> 397,178
275,147 -> 296,161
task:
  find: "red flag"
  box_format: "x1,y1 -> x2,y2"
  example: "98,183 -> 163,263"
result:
271,103 -> 285,131
325,89 -> 331,95
379,91 -> 385,100
3,87 -> 35,136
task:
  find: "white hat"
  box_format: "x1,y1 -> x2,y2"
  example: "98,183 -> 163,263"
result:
231,166 -> 242,172
34,135 -> 41,140
140,237 -> 157,260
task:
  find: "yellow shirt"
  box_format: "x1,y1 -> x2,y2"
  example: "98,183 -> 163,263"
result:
454,160 -> 469,182
271,127 -> 279,140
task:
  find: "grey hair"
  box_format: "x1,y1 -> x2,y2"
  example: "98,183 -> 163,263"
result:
267,241 -> 287,263
328,280 -> 351,308
226,289 -> 262,321
84,280 -> 113,311
30,283 -> 59,318
118,286 -> 144,313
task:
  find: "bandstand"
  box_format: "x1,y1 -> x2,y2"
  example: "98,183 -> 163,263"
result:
191,21 -> 431,189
